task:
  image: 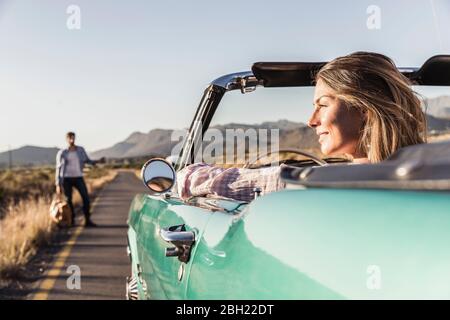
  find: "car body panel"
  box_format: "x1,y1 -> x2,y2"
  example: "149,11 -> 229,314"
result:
187,188 -> 450,299
129,188 -> 450,299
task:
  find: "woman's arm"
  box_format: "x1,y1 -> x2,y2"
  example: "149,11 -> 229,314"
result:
177,163 -> 285,202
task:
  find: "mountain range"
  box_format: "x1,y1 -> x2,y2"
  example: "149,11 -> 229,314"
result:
89,114 -> 450,160
0,146 -> 59,168
2,95 -> 450,167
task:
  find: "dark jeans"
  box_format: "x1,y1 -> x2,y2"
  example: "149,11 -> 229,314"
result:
63,177 -> 90,222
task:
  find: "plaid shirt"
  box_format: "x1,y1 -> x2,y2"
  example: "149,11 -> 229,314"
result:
177,163 -> 286,202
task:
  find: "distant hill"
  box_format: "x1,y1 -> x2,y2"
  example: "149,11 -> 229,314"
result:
90,128 -> 176,159
424,96 -> 450,119
0,146 -> 59,168
427,114 -> 450,132
90,120 -> 320,160
88,131 -> 149,158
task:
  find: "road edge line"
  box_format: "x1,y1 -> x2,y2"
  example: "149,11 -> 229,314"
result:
30,195 -> 102,300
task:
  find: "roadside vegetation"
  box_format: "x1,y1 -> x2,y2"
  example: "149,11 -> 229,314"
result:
0,166 -> 117,281
428,130 -> 450,143
0,167 -> 54,216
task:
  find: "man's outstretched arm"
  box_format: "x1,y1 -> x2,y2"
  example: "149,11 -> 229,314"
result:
80,146 -> 98,165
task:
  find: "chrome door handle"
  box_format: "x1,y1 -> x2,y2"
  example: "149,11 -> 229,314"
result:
159,224 -> 195,263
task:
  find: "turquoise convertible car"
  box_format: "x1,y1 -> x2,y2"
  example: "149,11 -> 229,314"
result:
126,56 -> 450,300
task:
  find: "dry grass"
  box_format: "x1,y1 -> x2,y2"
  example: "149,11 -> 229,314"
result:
0,167 -> 55,215
0,168 -> 117,280
0,197 -> 54,278
428,132 -> 450,143
134,169 -> 141,180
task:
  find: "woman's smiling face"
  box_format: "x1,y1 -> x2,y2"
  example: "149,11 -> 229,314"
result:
308,78 -> 365,158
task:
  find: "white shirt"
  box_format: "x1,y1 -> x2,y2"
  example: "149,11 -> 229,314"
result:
64,150 -> 83,177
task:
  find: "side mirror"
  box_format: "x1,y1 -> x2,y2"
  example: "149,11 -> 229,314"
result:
141,158 -> 176,194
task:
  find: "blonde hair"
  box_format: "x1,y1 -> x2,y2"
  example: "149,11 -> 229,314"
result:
316,52 -> 427,163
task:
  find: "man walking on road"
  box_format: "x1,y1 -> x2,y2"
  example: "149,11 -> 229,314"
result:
55,132 -> 100,227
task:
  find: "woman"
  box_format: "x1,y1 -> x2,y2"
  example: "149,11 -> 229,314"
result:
177,52 -> 427,202
310,51 -> 426,163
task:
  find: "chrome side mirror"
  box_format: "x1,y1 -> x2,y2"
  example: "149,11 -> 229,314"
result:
141,158 -> 176,194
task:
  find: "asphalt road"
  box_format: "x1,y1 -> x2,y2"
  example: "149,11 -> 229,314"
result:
31,171 -> 147,300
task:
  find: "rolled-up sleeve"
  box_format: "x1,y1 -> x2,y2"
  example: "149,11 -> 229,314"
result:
177,163 -> 285,202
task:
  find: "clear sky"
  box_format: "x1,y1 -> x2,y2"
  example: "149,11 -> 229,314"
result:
1,0 -> 449,152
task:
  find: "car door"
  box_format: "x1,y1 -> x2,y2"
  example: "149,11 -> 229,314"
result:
135,193 -> 216,299
185,193 -> 342,300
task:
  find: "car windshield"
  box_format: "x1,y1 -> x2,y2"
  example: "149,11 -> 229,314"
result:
199,85 -> 450,168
